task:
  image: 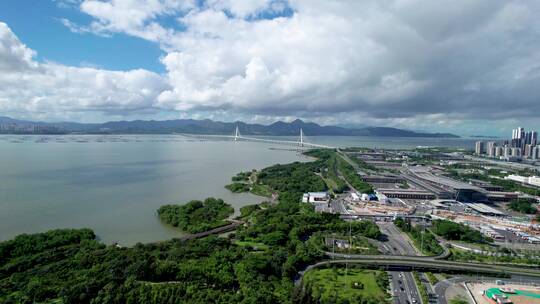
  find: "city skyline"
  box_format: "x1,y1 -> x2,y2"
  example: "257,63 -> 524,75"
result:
475,126 -> 540,161
1,1 -> 540,136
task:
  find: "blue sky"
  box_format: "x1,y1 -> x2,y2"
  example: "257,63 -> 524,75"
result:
0,0 -> 539,136
0,1 -> 164,72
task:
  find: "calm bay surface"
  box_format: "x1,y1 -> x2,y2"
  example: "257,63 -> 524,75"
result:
0,134 -> 476,245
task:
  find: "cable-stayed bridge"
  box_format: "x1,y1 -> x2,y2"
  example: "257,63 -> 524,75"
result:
182,126 -> 334,149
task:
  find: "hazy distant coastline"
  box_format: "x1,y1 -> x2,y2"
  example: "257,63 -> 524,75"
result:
0,116 -> 459,138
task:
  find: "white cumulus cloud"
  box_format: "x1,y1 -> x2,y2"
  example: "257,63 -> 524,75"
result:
5,0 -> 540,132
0,22 -> 167,120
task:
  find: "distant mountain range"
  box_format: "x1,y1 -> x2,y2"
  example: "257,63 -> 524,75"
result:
0,116 -> 459,138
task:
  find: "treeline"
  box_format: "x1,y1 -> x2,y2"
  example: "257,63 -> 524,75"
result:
335,155 -> 374,194
323,151 -> 349,193
231,171 -> 252,182
157,198 -> 234,233
226,171 -> 253,193
508,198 -> 538,215
304,149 -> 347,193
257,161 -> 327,198
0,228 -> 95,261
431,220 -> 492,244
1,229 -> 288,303
449,248 -> 540,265
225,182 -> 250,193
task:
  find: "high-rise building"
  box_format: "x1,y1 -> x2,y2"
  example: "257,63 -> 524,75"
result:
511,147 -> 521,157
524,144 -> 534,158
475,141 -> 485,155
532,146 -> 540,160
495,146 -> 503,157
512,127 -> 525,148
487,142 -> 496,157
509,127 -> 538,156
512,127 -> 524,139
504,146 -> 511,158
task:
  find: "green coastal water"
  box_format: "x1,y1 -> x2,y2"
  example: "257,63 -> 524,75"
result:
0,134 -> 476,245
0,135 -> 308,245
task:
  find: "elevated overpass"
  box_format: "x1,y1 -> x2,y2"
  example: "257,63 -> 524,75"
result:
296,256 -> 540,287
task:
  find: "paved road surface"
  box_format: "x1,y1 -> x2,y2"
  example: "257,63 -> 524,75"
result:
179,220 -> 244,241
377,222 -> 421,304
378,222 -> 419,256
331,198 -> 349,214
391,271 -> 420,304
434,277 -> 469,304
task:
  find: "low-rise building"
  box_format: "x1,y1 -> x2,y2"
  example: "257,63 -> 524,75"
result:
302,192 -> 329,204
486,192 -> 519,202
505,174 -> 540,187
464,203 -> 505,216
377,188 -> 436,200
302,192 -> 330,213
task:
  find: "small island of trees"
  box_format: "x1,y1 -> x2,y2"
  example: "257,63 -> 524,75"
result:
157,197 -> 234,233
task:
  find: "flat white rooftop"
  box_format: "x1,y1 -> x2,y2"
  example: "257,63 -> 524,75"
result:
464,203 -> 505,216
305,192 -> 328,197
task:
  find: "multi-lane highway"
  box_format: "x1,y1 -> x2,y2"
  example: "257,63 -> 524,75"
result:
378,222 -> 421,304
313,221 -> 540,303
378,222 -> 419,256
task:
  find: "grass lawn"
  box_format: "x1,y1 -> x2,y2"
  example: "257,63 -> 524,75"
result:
322,234 -> 380,255
250,183 -> 274,197
234,240 -> 269,251
320,175 -> 339,194
303,268 -> 390,304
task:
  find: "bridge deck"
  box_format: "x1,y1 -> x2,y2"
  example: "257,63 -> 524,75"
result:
180,133 -> 335,149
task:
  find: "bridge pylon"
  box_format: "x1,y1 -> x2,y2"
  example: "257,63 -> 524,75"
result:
299,128 -> 304,147
234,125 -> 240,141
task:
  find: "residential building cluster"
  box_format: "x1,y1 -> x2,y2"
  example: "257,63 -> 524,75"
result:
475,127 -> 539,161
0,123 -> 65,134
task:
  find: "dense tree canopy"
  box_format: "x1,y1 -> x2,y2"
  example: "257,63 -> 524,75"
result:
157,198 -> 234,233
508,199 -> 538,215
431,220 -> 491,244
257,161 -> 327,198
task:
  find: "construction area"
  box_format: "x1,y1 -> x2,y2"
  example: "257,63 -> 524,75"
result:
306,148 -> 540,248
468,281 -> 540,304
